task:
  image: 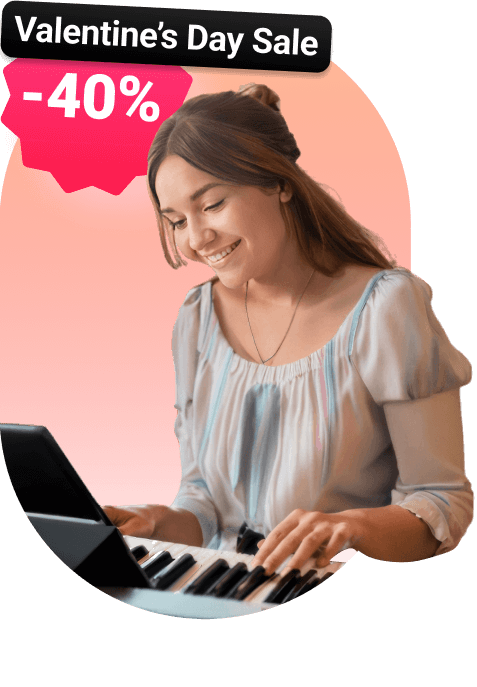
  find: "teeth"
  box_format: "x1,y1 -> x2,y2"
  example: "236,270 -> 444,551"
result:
208,241 -> 240,263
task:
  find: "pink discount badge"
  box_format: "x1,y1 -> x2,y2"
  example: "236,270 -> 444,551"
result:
1,59 -> 192,194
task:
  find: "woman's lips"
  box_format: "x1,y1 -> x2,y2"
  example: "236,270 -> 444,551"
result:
206,240 -> 241,266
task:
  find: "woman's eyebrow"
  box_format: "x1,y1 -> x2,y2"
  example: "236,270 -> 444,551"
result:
160,183 -> 225,214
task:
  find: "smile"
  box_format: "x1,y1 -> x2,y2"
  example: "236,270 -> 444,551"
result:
205,240 -> 241,265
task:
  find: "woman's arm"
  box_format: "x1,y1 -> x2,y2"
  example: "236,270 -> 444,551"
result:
251,504 -> 439,575
169,286 -> 220,547
338,504 -> 440,561
104,504 -> 203,546
253,389 -> 471,574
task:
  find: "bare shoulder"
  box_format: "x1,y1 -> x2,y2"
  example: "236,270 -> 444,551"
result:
342,263 -> 385,287
309,264 -> 385,310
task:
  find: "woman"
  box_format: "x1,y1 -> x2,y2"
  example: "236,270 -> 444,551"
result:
105,84 -> 472,577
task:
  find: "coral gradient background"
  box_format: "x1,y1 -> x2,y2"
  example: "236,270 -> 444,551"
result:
0,64 -> 410,508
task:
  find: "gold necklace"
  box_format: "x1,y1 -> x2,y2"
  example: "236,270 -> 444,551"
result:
244,270 -> 315,365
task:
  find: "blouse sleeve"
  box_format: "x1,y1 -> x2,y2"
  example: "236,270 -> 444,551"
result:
350,270 -> 471,404
351,270 -> 473,554
170,285 -> 219,547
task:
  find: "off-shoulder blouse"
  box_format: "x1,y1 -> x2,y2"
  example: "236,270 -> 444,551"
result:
171,269 -> 473,554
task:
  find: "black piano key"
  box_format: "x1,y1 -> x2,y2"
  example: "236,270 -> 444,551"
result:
130,545 -> 149,562
141,550 -> 174,578
264,569 -> 301,605
183,559 -> 229,595
153,553 -> 196,590
281,569 -> 318,603
295,576 -> 322,598
228,566 -> 272,601
207,562 -> 249,598
319,572 -> 334,584
295,573 -> 334,598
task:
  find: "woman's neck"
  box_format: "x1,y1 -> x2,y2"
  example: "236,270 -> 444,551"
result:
244,249 -> 342,308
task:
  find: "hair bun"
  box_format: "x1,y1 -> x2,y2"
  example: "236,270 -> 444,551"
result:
238,83 -> 281,112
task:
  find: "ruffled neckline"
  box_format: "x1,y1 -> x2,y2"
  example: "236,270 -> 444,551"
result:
206,269 -> 396,380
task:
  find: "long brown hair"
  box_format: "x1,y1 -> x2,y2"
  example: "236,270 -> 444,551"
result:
147,84 -> 396,273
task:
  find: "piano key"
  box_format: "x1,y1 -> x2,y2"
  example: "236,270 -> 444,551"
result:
123,536 -> 347,613
228,566 -> 272,601
295,576 -> 321,597
153,553 -> 196,590
264,568 -> 301,605
130,545 -> 149,562
318,572 -> 334,584
141,550 -> 173,577
293,568 -> 339,598
184,559 -> 230,595
280,569 -> 319,603
248,560 -> 343,604
167,549 -> 224,592
207,562 -> 249,598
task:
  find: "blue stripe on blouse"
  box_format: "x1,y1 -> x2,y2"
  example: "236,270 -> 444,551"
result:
198,347 -> 234,471
205,321 -> 219,361
348,270 -> 388,359
231,383 -> 281,523
322,339 -> 336,486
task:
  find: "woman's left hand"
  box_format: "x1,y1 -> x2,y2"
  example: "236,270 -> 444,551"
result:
251,508 -> 362,575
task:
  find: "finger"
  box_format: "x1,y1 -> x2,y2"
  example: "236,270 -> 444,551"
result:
280,526 -> 331,575
255,524 -> 324,575
252,529 -> 295,570
251,517 -> 300,567
314,524 -> 351,568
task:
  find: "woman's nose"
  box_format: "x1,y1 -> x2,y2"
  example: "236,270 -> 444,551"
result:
188,220 -> 215,252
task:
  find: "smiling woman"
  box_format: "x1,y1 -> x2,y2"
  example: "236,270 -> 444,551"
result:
155,156 -> 293,291
104,84 -> 472,580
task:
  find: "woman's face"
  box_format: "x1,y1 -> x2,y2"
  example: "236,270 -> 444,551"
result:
155,155 -> 292,290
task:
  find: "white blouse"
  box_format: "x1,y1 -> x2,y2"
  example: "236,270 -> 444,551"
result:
171,269 -> 473,554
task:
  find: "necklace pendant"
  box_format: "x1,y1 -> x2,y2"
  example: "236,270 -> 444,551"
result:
260,354 -> 275,365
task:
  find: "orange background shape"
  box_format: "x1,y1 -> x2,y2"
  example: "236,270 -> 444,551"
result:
0,64 -> 409,507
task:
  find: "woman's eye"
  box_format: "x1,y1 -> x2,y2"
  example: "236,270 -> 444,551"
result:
170,219 -> 185,230
205,199 -> 224,212
164,200 -> 223,229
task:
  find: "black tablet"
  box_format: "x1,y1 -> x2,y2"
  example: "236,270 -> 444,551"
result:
0,423 -> 113,525
0,423 -> 154,588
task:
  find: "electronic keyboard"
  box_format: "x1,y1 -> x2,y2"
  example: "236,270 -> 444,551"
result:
1,423 -> 351,618
103,534 -> 346,616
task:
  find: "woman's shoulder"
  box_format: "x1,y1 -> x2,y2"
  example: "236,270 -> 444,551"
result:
174,278 -> 217,352
350,267 -> 428,318
348,267 -> 471,402
347,267 -> 431,348
316,265 -> 404,328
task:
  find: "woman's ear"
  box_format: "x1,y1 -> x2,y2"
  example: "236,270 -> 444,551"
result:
279,181 -> 293,203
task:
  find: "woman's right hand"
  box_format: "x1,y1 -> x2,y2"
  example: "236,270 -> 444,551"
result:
103,504 -> 203,547
103,504 -> 170,539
